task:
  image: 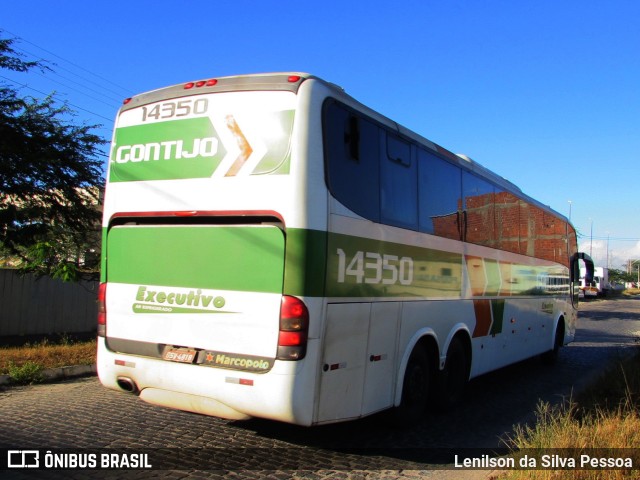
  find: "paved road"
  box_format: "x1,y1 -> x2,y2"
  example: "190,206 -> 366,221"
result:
1,297 -> 639,479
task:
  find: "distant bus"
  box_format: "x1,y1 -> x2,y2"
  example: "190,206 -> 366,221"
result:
97,73 -> 593,425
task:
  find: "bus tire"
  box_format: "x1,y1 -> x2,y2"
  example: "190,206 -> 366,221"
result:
391,345 -> 430,425
434,337 -> 468,410
542,321 -> 564,365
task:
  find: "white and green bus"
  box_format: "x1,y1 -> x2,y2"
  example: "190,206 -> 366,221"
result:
97,73 -> 593,426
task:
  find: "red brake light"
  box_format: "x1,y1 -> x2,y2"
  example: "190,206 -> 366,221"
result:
97,283 -> 107,337
278,331 -> 306,346
277,296 -> 309,360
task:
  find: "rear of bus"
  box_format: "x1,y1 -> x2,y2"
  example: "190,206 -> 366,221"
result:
97,73 -> 327,425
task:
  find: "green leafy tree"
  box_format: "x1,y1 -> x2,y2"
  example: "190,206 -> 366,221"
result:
0,34 -> 105,281
608,268 -> 630,285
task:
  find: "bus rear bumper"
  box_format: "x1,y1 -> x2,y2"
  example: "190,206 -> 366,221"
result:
97,338 -> 316,425
140,387 -> 251,420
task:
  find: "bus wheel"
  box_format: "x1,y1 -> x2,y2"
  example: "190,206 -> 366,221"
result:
542,321 -> 564,365
435,337 -> 468,409
392,346 -> 430,425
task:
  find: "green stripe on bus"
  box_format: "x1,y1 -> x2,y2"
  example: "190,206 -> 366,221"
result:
325,232 -> 463,298
100,227 -> 108,283
283,228 -> 328,297
104,225 -> 569,299
106,225 -> 284,293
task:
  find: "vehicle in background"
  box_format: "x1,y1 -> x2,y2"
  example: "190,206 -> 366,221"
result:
580,266 -> 609,298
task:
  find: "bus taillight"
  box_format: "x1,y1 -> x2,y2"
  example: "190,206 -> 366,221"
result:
97,283 -> 107,337
277,296 -> 309,361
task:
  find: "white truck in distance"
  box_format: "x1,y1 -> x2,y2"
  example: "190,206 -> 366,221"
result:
580,266 -> 609,298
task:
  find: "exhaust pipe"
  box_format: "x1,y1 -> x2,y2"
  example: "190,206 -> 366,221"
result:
116,376 -> 138,393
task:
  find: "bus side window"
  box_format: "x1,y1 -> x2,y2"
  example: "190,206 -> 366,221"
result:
381,133 -> 417,229
418,149 -> 462,239
323,101 -> 380,222
463,172 -> 495,247
495,189 -> 520,254
345,115 -> 360,161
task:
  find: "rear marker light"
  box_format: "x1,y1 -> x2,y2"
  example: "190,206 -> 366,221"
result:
226,377 -> 254,386
115,359 -> 136,368
185,79 -> 217,89
123,97 -> 132,105
277,296 -> 309,361
97,283 -> 107,337
288,75 -> 301,83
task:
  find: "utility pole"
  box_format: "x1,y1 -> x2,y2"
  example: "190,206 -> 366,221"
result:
589,218 -> 593,258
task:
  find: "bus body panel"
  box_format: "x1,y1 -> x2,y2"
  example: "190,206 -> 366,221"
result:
104,224 -> 284,358
99,73 -> 585,426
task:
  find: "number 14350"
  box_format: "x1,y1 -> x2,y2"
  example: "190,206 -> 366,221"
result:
336,249 -> 413,285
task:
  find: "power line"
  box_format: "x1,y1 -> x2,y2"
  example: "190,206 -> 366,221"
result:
31,69 -> 121,108
589,236 -> 640,242
12,44 -> 127,103
1,28 -> 126,127
2,28 -> 130,96
0,74 -> 114,123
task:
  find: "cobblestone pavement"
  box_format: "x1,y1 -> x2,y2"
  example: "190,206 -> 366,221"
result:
1,297 -> 639,480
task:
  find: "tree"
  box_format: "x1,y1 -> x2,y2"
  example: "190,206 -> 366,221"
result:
608,268 -> 631,285
608,266 -> 640,286
0,34 -> 105,281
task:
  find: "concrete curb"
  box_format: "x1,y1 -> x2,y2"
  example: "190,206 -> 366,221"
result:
0,364 -> 97,386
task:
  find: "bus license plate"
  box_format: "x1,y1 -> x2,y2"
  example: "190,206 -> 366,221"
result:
163,347 -> 197,364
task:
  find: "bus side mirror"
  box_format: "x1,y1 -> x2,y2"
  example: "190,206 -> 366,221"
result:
571,252 -> 594,284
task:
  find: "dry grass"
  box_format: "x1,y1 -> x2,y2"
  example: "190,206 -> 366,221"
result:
499,348 -> 640,479
0,338 -> 96,375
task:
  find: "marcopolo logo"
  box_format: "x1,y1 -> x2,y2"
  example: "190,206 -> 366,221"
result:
203,351 -> 273,373
109,117 -> 227,182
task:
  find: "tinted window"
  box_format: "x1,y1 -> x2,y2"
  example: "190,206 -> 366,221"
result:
538,211 -> 568,264
324,102 -> 380,222
381,133 -> 417,229
324,100 -> 569,266
519,200 -> 538,257
463,172 -> 495,247
418,149 -> 461,239
495,189 -> 520,254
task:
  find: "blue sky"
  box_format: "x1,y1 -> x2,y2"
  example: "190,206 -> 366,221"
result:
2,0 -> 639,270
